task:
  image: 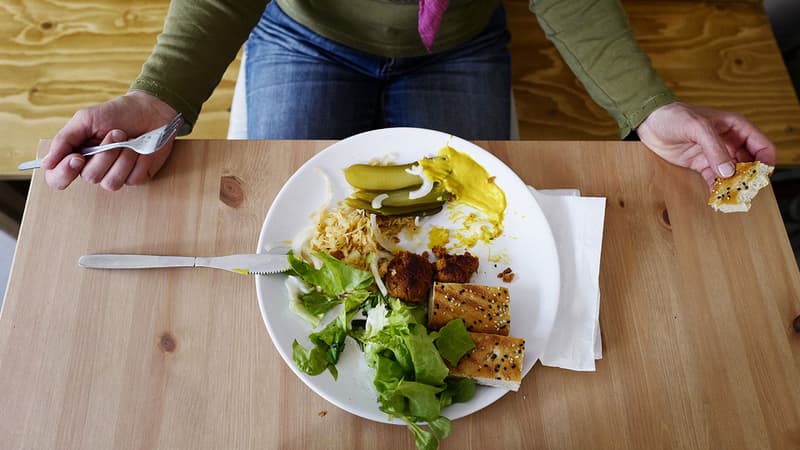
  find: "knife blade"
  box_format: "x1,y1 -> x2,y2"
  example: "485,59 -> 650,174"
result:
78,253 -> 290,275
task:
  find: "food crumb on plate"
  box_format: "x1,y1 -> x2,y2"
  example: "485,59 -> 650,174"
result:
497,267 -> 515,283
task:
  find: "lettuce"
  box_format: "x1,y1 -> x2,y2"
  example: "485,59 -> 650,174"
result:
433,319 -> 475,366
287,252 -> 476,450
289,251 -> 374,378
360,298 -> 474,450
288,251 -> 373,296
404,324 -> 449,386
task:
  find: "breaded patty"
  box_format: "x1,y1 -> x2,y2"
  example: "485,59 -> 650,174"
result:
385,251 -> 434,302
432,246 -> 479,283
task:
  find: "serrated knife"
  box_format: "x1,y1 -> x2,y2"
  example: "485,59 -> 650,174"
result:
78,253 -> 290,275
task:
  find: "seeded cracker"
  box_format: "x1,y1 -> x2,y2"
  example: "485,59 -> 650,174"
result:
448,332 -> 525,391
708,161 -> 774,213
428,282 -> 511,336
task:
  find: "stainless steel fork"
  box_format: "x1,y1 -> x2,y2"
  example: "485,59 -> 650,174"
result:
18,113 -> 183,171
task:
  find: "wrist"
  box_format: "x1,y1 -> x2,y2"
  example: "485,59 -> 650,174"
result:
631,95 -> 681,137
125,90 -> 177,117
125,90 -> 189,136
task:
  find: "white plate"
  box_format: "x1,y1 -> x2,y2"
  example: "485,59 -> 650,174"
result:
256,128 -> 560,424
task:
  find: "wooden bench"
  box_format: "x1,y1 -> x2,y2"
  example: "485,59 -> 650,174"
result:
1,0 -> 798,180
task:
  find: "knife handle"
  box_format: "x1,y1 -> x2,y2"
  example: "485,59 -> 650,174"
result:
79,254 -> 196,269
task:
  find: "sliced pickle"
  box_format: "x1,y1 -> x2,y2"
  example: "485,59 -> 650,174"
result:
351,183 -> 451,207
344,163 -> 422,191
345,198 -> 444,217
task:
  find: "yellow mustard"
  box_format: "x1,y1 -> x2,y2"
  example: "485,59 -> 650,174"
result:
428,227 -> 450,248
420,145 -> 506,248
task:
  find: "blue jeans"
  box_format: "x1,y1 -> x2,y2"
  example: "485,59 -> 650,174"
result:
245,2 -> 511,140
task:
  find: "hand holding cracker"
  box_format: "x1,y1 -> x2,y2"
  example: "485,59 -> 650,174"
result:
637,102 -> 776,187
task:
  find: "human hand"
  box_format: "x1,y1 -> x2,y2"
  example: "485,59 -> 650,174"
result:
636,102 -> 776,188
43,91 -> 180,191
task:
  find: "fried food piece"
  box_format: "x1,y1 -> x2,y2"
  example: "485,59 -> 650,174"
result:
432,246 -> 479,283
428,282 -> 511,335
385,251 -> 434,302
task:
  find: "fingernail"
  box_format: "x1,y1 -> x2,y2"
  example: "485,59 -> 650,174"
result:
111,129 -> 126,141
718,162 -> 735,178
69,157 -> 84,170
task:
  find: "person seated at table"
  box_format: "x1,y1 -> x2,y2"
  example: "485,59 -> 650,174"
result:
42,0 -> 776,192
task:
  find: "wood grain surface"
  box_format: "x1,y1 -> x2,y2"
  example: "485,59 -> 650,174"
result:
507,0 -> 800,164
0,0 -> 239,179
0,139 -> 798,449
2,0 -> 799,178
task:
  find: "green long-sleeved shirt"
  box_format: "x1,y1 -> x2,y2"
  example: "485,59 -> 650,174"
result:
129,0 -> 677,138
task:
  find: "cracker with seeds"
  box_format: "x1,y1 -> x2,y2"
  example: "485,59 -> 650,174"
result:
708,161 -> 774,213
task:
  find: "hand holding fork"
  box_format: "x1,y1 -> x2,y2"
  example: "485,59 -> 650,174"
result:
20,113 -> 182,171
33,92 -> 184,191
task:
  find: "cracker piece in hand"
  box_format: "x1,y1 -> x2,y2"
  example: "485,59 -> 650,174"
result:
708,161 -> 774,213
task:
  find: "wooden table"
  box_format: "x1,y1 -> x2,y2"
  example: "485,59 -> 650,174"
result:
1,139 -> 799,449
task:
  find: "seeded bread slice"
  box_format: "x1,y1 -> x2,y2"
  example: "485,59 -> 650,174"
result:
708,161 -> 774,213
428,282 -> 510,336
448,332 -> 525,391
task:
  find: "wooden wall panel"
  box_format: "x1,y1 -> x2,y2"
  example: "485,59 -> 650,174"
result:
0,0 -> 238,179
507,0 -> 800,165
1,0 -> 798,178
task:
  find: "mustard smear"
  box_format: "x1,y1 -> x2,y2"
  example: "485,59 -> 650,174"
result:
232,268 -> 250,275
428,226 -> 450,248
420,145 -> 506,247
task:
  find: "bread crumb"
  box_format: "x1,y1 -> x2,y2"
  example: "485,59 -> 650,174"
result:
317,411 -> 327,417
497,267 -> 514,283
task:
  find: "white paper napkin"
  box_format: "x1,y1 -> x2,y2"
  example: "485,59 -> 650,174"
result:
528,187 -> 606,371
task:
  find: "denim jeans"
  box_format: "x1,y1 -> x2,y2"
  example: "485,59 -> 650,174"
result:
245,2 -> 511,140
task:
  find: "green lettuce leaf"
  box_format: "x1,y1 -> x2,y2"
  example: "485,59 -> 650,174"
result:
443,377 -> 476,405
295,290 -> 374,380
404,324 -> 449,386
405,420 -> 440,450
434,319 -> 475,366
427,416 -> 452,439
299,291 -> 341,317
291,339 -> 328,376
393,381 -> 444,421
286,251 -> 374,328
288,251 -> 373,296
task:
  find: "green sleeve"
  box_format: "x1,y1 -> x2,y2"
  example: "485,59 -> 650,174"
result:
129,0 -> 269,134
529,0 -> 679,138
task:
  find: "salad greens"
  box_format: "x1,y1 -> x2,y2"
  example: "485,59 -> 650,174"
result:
287,252 -> 374,328
433,319 -> 476,366
286,251 -> 477,450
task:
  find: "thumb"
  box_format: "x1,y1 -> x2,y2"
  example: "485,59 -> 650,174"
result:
692,121 -> 735,179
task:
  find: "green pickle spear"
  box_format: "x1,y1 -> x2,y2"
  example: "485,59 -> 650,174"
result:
345,198 -> 443,217
344,160 -> 456,217
351,183 -> 451,207
344,162 -> 422,191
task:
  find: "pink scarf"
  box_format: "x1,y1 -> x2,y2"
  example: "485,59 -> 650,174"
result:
418,0 -> 449,52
